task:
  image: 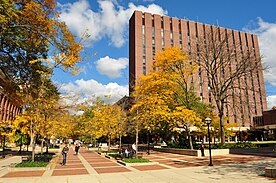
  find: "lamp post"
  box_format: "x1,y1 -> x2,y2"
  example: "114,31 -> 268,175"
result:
147,127 -> 150,155
16,129 -> 23,154
2,125 -> 11,158
119,130 -> 122,155
205,118 -> 213,166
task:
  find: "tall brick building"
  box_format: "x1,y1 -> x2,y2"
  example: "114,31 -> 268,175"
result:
129,11 -> 267,128
0,69 -> 21,123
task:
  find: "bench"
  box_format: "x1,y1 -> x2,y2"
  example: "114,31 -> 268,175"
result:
21,156 -> 29,162
265,167 -> 276,178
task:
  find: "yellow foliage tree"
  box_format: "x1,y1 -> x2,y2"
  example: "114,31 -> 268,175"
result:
131,47 -> 210,149
80,101 -> 127,150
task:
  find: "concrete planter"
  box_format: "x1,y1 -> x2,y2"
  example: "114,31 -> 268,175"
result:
154,147 -> 198,156
8,163 -> 52,171
200,149 -> 230,157
105,155 -> 122,160
117,160 -> 158,166
154,147 -> 230,157
9,167 -> 49,171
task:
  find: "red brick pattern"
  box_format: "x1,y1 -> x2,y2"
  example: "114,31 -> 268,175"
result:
81,150 -> 130,174
1,150 -> 273,178
2,170 -> 45,178
90,162 -> 119,168
52,169 -> 89,176
132,165 -> 168,171
55,163 -> 85,169
94,167 -> 130,174
52,148 -> 89,176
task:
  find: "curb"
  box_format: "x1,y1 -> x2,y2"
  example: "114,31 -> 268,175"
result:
117,160 -> 159,166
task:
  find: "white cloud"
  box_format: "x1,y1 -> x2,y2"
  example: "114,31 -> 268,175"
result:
60,79 -> 128,104
244,18 -> 276,86
267,95 -> 276,110
58,0 -> 167,47
95,56 -> 128,78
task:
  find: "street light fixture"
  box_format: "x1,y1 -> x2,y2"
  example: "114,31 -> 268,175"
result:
205,118 -> 213,166
147,127 -> 150,155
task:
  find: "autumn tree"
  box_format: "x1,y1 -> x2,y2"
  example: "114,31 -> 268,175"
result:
13,76 -> 61,161
0,0 -> 85,102
195,27 -> 262,144
92,104 -> 127,150
152,47 -> 212,119
78,100 -> 128,150
131,47 -> 209,149
200,116 -> 238,143
1,0 -> 90,159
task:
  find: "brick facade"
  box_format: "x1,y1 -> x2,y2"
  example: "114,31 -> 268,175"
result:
129,11 -> 267,127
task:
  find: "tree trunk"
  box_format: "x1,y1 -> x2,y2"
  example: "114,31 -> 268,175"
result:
46,139 -> 49,154
108,134 -> 111,152
219,113 -> 225,144
40,137 -> 44,155
186,127 -> 193,150
31,134 -> 36,162
135,125 -> 138,158
135,109 -> 139,158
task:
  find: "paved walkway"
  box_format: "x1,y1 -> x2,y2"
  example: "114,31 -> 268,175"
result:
0,147 -> 275,183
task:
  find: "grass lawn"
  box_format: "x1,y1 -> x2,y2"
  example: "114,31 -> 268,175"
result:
15,161 -> 48,167
122,158 -> 151,163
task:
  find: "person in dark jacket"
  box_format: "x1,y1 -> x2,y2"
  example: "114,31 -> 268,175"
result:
200,141 -> 205,157
75,143 -> 80,155
61,142 -> 69,165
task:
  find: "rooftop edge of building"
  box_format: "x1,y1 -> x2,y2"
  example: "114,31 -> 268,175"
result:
130,10 -> 257,37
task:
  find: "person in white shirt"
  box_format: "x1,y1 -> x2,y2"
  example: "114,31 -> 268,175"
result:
125,148 -> 130,158
132,143 -> 136,154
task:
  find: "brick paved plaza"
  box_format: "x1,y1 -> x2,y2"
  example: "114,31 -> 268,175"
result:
0,147 -> 275,183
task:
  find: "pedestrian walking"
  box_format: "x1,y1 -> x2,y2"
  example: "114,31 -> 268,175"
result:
132,143 -> 136,154
61,142 -> 69,166
200,140 -> 205,157
75,143 -> 80,155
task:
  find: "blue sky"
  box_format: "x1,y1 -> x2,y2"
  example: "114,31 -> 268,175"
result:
53,0 -> 276,109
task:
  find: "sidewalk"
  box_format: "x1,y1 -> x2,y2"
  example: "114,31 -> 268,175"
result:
0,148 -> 275,183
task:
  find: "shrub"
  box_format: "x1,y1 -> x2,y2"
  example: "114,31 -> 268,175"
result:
49,145 -> 60,149
108,153 -> 121,158
210,142 -> 258,149
34,154 -> 53,162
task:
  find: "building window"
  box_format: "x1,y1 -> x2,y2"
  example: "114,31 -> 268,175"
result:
143,56 -> 146,75
252,35 -> 263,112
179,33 -> 183,50
232,30 -> 244,122
142,25 -> 146,75
161,28 -> 164,47
152,27 -> 155,58
241,33 -> 251,121
170,30 -> 173,46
